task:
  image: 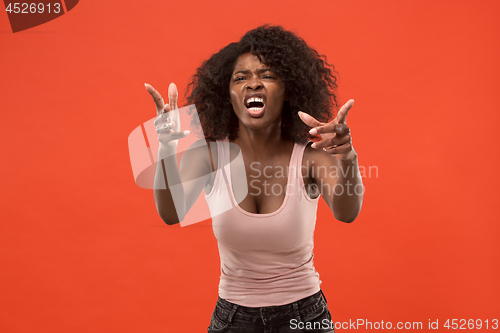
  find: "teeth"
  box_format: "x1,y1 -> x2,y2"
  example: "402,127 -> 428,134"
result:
248,107 -> 263,111
245,97 -> 264,106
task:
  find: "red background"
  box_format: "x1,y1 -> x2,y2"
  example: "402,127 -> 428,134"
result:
1,0 -> 499,332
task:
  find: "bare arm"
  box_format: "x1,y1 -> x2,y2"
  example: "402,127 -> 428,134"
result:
153,142 -> 213,225
307,148 -> 363,222
299,100 -> 364,223
146,83 -> 212,225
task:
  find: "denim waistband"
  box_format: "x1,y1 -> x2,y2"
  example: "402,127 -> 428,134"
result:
215,289 -> 328,324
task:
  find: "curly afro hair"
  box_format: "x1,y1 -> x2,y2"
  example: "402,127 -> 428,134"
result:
185,25 -> 339,144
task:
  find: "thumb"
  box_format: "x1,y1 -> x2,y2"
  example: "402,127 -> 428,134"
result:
298,111 -> 323,128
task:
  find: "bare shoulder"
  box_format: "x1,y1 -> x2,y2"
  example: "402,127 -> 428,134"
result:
180,138 -> 216,178
302,142 -> 339,181
205,138 -> 218,171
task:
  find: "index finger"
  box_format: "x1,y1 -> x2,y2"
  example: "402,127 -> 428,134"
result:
336,99 -> 354,124
168,82 -> 178,110
144,83 -> 165,116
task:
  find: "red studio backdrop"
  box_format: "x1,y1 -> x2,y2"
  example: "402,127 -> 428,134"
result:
1,1 -> 499,332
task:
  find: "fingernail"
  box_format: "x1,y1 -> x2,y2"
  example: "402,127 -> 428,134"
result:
184,130 -> 190,135
311,143 -> 317,148
309,128 -> 317,135
169,83 -> 178,96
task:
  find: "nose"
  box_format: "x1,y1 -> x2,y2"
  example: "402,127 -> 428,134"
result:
245,75 -> 263,90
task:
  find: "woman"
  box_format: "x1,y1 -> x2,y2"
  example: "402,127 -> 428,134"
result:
145,25 -> 363,333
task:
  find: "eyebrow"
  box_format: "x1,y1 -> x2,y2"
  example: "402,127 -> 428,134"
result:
233,68 -> 273,75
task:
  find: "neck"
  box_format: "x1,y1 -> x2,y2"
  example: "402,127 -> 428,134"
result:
233,121 -> 291,160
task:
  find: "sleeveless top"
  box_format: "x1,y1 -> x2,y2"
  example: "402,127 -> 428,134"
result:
204,138 -> 321,307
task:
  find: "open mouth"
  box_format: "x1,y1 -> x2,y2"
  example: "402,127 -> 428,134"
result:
244,95 -> 266,117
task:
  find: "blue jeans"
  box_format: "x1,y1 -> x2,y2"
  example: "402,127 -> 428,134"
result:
207,290 -> 335,333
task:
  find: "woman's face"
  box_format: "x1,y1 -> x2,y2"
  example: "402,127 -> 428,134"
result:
229,53 -> 286,130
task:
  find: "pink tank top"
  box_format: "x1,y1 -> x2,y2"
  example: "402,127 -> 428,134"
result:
205,138 -> 321,307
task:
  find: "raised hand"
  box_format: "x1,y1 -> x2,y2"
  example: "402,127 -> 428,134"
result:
145,82 -> 190,147
298,99 -> 355,160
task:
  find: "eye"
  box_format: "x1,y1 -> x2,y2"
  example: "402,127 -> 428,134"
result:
262,74 -> 275,80
234,77 -> 245,82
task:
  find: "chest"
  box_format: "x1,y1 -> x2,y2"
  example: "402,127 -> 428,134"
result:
235,158 -> 292,214
207,141 -> 317,215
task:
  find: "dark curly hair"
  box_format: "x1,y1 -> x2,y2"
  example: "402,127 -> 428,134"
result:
185,25 -> 339,144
